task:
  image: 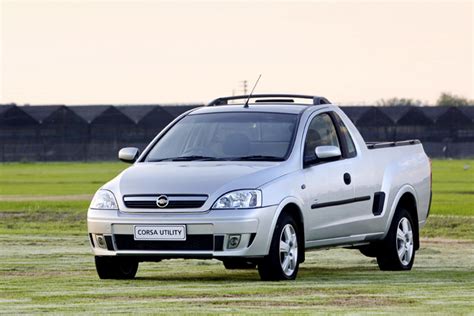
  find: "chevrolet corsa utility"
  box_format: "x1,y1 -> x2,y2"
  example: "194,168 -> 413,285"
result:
87,94 -> 432,281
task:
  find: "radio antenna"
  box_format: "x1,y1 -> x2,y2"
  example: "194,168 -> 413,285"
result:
244,74 -> 262,108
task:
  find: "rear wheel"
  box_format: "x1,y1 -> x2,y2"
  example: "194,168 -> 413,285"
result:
258,214 -> 300,281
95,256 -> 139,279
376,208 -> 415,271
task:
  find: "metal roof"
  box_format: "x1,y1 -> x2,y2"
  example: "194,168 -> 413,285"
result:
436,107 -> 473,126
20,105 -> 64,123
420,106 -> 448,122
340,106 -> 372,123
354,107 -> 394,126
69,105 -> 111,123
0,105 -> 38,126
2,104 -> 474,128
397,107 -> 434,126
459,106 -> 474,122
379,107 -> 411,123
162,105 -> 202,117
116,105 -> 157,124
91,106 -> 135,125
0,105 -> 15,116
137,106 -> 175,127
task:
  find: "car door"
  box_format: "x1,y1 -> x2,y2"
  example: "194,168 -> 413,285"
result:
301,112 -> 357,241
331,112 -> 376,235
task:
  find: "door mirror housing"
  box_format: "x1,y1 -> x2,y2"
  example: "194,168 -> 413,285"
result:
118,147 -> 140,163
315,145 -> 341,160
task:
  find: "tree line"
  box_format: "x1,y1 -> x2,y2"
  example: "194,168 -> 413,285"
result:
377,92 -> 473,106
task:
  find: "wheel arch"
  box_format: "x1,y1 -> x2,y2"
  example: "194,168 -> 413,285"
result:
267,197 -> 306,263
386,186 -> 420,250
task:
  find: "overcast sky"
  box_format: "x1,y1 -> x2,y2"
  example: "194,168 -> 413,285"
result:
0,0 -> 472,105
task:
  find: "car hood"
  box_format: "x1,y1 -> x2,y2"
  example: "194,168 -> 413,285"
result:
113,161 -> 283,196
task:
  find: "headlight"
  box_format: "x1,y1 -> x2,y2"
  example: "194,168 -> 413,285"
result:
90,189 -> 118,210
212,190 -> 262,209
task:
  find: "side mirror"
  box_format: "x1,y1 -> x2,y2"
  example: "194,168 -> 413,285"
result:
315,145 -> 341,160
118,147 -> 140,163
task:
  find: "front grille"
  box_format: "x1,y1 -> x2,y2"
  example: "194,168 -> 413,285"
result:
114,234 -> 214,251
123,195 -> 207,209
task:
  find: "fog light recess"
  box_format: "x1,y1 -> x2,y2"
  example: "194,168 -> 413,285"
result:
227,234 -> 241,249
95,234 -> 107,249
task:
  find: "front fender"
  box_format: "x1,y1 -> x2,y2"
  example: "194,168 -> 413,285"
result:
263,196 -> 306,256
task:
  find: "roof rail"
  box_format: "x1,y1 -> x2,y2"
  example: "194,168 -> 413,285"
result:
207,94 -> 331,107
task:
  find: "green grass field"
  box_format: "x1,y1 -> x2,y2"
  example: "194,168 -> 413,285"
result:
0,160 -> 473,314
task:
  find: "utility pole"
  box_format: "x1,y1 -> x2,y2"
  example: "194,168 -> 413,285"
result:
241,80 -> 248,95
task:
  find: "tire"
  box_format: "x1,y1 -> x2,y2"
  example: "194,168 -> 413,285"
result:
223,259 -> 257,270
258,214 -> 300,281
376,208 -> 416,271
95,256 -> 139,279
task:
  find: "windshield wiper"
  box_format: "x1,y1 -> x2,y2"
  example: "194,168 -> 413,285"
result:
149,155 -> 284,162
233,155 -> 285,161
149,155 -> 223,162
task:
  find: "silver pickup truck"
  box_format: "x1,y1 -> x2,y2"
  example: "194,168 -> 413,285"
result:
87,94 -> 432,281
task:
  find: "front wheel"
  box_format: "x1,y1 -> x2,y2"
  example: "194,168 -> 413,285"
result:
376,208 -> 416,271
258,214 -> 300,281
95,256 -> 139,279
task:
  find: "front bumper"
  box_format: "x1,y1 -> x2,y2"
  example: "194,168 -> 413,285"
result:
87,205 -> 279,258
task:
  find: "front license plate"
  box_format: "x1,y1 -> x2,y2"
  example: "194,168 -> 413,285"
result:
133,225 -> 186,241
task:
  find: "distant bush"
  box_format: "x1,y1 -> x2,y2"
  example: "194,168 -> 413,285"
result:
376,97 -> 423,106
436,92 -> 473,107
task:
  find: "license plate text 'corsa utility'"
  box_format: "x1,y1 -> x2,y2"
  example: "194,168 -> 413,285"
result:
133,225 -> 186,241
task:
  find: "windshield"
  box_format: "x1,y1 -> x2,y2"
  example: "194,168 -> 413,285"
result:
144,112 -> 298,162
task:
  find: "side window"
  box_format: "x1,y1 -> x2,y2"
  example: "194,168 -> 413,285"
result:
304,113 -> 340,162
333,113 -> 357,158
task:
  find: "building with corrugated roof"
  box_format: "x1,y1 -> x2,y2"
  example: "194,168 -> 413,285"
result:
1,104 -> 473,161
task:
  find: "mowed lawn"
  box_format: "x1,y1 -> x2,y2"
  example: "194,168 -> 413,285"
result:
0,160 -> 473,314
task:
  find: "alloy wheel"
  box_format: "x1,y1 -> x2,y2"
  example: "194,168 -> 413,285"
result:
279,224 -> 298,276
396,217 -> 414,266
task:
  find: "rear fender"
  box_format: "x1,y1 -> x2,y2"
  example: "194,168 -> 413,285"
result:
383,184 -> 418,238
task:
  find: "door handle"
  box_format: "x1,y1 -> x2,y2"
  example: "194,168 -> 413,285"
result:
343,173 -> 351,185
